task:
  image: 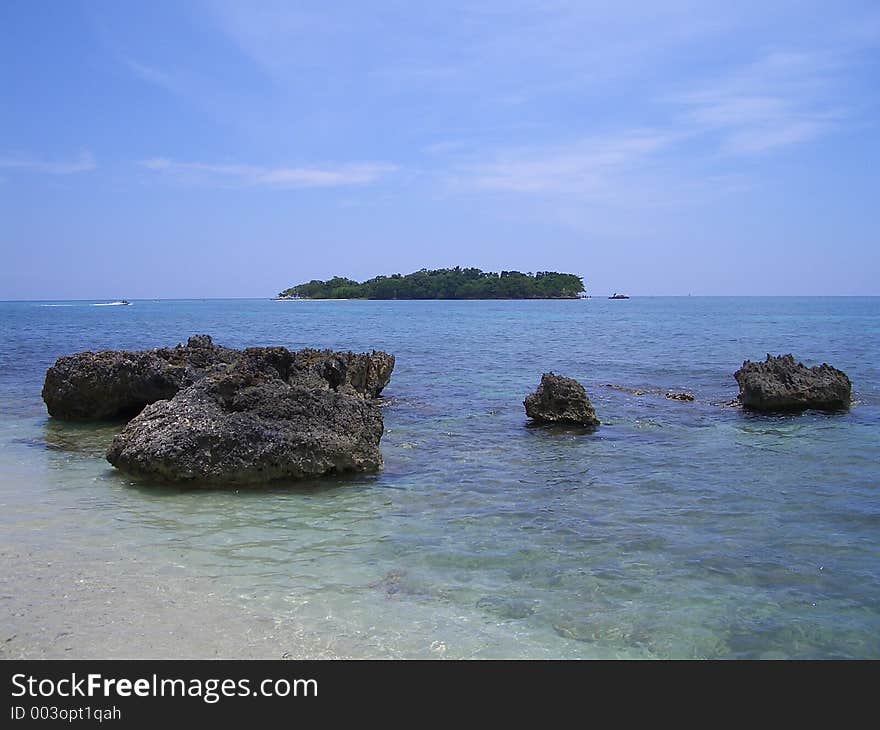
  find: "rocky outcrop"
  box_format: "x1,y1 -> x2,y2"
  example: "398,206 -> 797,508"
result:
289,349 -> 395,399
42,335 -> 394,420
42,351 -> 185,420
524,373 -> 599,427
42,335 -> 394,485
106,368 -> 385,485
665,391 -> 695,402
41,335 -> 236,420
734,354 -> 851,412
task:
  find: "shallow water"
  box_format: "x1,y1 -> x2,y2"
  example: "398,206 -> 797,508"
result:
1,297 -> 878,658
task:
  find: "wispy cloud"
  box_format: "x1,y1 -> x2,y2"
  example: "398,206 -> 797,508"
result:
0,150 -> 96,175
457,130 -> 677,197
204,0 -> 738,92
123,58 -> 185,95
673,51 -> 846,154
139,158 -> 397,188
447,45 -> 853,204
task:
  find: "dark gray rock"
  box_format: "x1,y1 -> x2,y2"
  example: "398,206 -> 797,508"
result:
289,349 -> 395,398
524,373 -> 599,427
106,366 -> 385,485
42,336 -> 394,420
185,334 -> 214,349
43,335 -> 395,485
42,350 -> 186,420
734,354 -> 851,412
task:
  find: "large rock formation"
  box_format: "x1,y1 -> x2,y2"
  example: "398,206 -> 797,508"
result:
106,363 -> 385,485
524,373 -> 599,427
734,354 -> 851,413
42,350 -> 184,421
42,336 -> 394,484
42,335 -> 394,420
42,335 -> 238,420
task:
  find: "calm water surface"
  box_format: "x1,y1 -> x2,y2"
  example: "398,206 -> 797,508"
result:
1,297 -> 878,658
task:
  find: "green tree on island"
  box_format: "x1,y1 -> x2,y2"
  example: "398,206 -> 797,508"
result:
278,268 -> 585,300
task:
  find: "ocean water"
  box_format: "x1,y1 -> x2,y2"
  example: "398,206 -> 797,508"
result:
1,297 -> 878,659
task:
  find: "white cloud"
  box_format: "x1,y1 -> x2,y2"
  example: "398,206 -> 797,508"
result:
453,130 -> 677,197
0,150 -> 96,175
454,46 -> 851,202
123,58 -> 182,94
141,157 -> 172,171
672,51 -> 846,155
721,119 -> 831,155
138,158 -> 396,188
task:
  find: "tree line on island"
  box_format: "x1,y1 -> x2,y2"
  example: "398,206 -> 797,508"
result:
278,267 -> 585,300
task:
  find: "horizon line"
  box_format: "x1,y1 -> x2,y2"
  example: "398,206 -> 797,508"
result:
3,295 -> 879,303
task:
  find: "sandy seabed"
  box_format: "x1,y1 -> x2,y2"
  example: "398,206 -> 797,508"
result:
0,545 -> 349,660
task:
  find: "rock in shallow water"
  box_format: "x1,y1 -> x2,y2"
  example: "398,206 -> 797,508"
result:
476,595 -> 537,620
42,335 -> 238,420
734,354 -> 851,413
524,373 -> 599,427
42,335 -> 394,420
41,335 -> 394,485
106,357 -> 386,485
42,350 -> 186,420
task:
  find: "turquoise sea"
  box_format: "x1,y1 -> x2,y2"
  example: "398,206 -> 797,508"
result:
1,297 -> 878,659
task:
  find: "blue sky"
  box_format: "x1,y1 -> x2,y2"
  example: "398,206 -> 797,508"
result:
1,0 -> 878,298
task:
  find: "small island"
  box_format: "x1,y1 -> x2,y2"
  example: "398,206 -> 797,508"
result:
278,267 -> 585,300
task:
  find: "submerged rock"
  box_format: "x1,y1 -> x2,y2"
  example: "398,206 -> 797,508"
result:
524,373 -> 599,427
734,354 -> 851,413
106,367 -> 385,485
42,335 -> 394,420
606,384 -> 696,402
476,595 -> 537,620
605,384 -> 648,396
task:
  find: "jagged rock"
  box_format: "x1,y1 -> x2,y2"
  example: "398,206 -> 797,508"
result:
41,335 -> 238,420
734,354 -> 851,412
665,392 -> 695,402
106,368 -> 385,485
290,349 -> 395,399
185,334 -> 214,349
42,336 -> 394,420
524,373 -> 599,427
42,351 -> 186,420
43,335 -> 395,485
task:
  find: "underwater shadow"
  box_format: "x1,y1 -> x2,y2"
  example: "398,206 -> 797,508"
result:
523,420 -> 600,437
106,465 -> 385,498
